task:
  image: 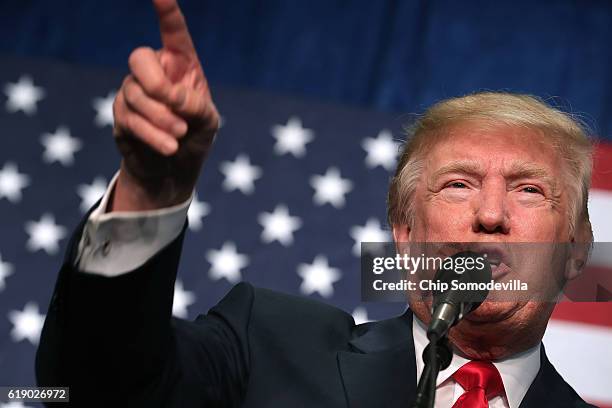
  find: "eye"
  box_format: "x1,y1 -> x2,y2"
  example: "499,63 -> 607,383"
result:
448,182 -> 467,188
521,186 -> 542,194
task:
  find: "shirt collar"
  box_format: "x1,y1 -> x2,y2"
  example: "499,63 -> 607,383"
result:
412,315 -> 541,408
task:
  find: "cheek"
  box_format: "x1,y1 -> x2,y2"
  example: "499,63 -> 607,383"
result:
413,201 -> 474,241
507,203 -> 569,241
412,189 -> 571,241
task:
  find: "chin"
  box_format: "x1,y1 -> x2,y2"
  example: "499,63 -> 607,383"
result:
463,301 -> 524,324
457,301 -> 554,355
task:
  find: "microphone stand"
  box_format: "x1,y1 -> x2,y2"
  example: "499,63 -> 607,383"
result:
411,334 -> 452,408
411,250 -> 490,408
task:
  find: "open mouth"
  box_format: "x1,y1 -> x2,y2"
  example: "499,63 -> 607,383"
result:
488,261 -> 511,280
434,243 -> 514,280
471,246 -> 512,280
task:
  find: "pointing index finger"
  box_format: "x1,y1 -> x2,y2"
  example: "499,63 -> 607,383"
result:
153,0 -> 197,55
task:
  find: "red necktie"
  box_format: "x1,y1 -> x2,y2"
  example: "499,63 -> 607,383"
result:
451,361 -> 505,408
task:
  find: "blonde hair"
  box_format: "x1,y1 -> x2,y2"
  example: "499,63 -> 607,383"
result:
387,92 -> 593,241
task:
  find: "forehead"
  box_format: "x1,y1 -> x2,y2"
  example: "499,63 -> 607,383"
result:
424,121 -> 563,174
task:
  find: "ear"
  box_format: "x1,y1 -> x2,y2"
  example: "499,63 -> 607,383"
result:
565,239 -> 590,281
565,219 -> 592,280
392,224 -> 411,254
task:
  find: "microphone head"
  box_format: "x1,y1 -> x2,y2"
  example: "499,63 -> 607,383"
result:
432,251 -> 492,317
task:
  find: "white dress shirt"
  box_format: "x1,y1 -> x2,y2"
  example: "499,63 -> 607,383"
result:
412,316 -> 541,408
75,171 -> 192,276
75,171 -> 542,408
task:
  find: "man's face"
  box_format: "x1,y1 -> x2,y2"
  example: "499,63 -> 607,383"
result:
394,120 -> 573,355
408,121 -> 570,243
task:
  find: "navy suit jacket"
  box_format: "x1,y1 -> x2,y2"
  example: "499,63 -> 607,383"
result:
36,207 -> 596,407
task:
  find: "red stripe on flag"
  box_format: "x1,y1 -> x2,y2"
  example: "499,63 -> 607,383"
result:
552,302 -> 612,328
562,266 -> 612,303
590,401 -> 611,408
592,142 -> 612,190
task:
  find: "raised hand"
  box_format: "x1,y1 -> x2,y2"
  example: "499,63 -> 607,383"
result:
111,0 -> 220,211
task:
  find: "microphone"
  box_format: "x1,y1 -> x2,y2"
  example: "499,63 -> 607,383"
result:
427,251 -> 492,340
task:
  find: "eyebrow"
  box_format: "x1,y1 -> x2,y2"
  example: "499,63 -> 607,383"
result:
502,161 -> 558,192
503,161 -> 552,180
430,159 -> 558,191
431,160 -> 486,180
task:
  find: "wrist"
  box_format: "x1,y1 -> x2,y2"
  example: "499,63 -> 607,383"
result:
109,164 -> 194,212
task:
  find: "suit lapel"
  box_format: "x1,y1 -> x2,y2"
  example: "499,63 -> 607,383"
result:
518,347 -> 549,408
337,311 -> 590,408
337,310 -> 417,408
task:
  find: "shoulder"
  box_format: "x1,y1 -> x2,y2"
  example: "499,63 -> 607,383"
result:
216,282 -> 352,318
523,345 -> 598,408
211,282 -> 357,345
545,363 -> 598,408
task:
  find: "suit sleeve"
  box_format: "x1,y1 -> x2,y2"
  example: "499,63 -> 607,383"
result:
75,170 -> 194,277
35,206 -> 254,407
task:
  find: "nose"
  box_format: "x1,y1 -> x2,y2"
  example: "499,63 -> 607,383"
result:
472,181 -> 510,235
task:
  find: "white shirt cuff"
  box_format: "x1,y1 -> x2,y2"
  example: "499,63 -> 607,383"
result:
76,170 -> 192,277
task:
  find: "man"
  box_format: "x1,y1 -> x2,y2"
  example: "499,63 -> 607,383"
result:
35,0 -> 596,407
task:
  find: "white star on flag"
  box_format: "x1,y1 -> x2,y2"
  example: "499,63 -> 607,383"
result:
206,242 -> 249,283
3,75 -> 45,115
258,204 -> 302,246
220,154 -> 262,194
297,255 -> 342,298
25,213 -> 67,255
352,306 -> 372,325
77,176 -> 108,212
92,90 -> 116,127
188,192 -> 211,231
271,116 -> 315,158
41,126 -> 82,166
8,302 -> 45,345
0,162 -> 30,203
349,218 -> 390,256
173,279 -> 196,318
310,167 -> 353,208
362,129 -> 400,171
0,253 -> 14,292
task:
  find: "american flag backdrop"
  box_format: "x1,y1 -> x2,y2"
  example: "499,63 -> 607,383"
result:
0,56 -> 611,407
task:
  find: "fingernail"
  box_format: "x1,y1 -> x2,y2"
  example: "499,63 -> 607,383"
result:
172,121 -> 187,136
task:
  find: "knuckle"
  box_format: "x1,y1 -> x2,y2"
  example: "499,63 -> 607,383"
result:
128,46 -> 152,68
121,75 -> 131,88
123,82 -> 142,107
147,75 -> 168,98
112,94 -> 126,124
186,95 -> 205,118
154,110 -> 172,128
112,94 -> 121,115
112,105 -> 121,126
122,113 -> 133,131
